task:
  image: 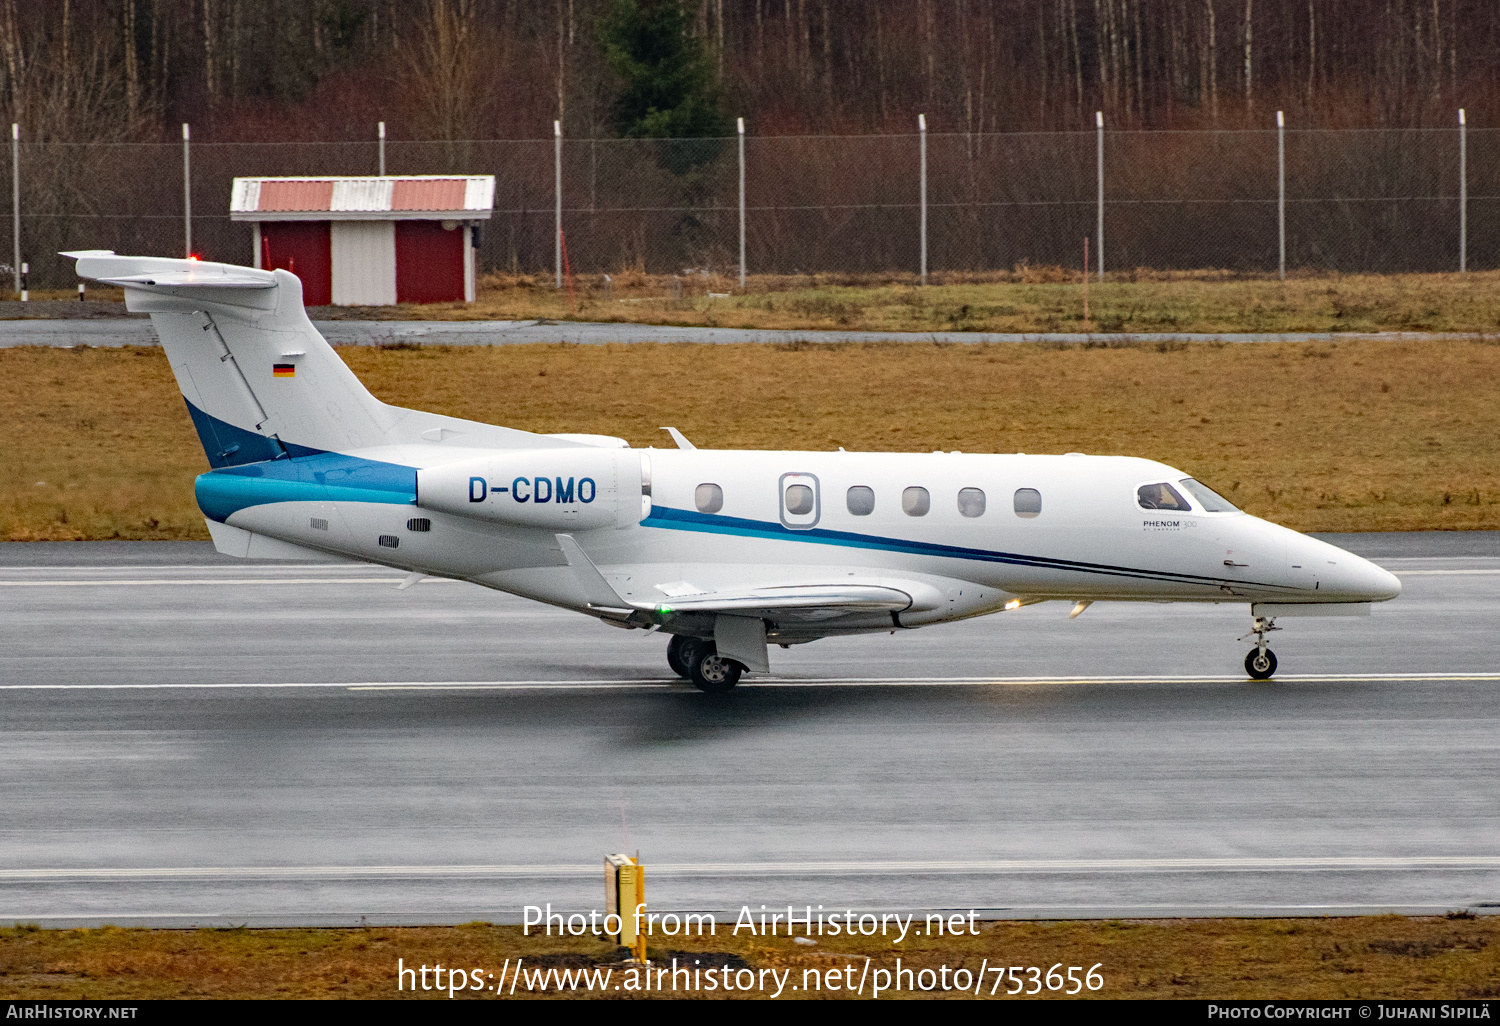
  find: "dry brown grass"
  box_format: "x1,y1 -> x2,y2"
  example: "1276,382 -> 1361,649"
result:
295,267 -> 1500,336
27,270 -> 1500,334
4,338 -> 1499,542
1,915 -> 1496,1000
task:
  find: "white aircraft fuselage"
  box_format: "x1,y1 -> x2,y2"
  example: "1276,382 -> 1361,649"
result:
67,251 -> 1400,689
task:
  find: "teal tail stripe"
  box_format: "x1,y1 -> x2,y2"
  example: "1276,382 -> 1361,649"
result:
196,452 -> 417,523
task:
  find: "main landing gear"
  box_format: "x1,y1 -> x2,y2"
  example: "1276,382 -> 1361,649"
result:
1239,615 -> 1280,680
666,634 -> 743,694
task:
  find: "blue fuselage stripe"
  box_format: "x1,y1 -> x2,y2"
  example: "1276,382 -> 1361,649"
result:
642,505 -> 1273,590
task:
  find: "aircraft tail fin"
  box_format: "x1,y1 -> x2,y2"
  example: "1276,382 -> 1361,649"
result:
67,252 -> 560,467
70,251 -> 394,467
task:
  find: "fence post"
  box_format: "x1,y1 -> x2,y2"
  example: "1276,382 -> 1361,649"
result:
1459,108 -> 1467,273
1095,111 -> 1104,280
378,121 -> 386,176
182,123 -> 191,258
554,120 -> 562,289
1277,110 -> 1286,280
918,113 -> 927,284
737,116 -> 746,288
10,123 -> 17,297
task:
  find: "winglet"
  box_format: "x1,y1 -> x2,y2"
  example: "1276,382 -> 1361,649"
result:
660,426 -> 697,450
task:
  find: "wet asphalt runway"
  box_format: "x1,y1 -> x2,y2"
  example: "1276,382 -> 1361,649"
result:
1,535 -> 1497,927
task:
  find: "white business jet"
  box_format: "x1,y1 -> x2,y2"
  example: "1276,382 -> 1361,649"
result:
68,252 -> 1400,691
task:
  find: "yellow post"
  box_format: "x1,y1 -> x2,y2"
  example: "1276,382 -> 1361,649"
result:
632,860 -> 647,963
604,853 -> 648,962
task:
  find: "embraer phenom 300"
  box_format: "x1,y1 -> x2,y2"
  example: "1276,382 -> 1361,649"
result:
67,252 -> 1400,691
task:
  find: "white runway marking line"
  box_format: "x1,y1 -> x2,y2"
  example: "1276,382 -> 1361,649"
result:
4,673 -> 1500,691
5,855 -> 1500,882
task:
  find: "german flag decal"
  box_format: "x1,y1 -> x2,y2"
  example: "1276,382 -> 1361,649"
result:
273,363 -> 296,378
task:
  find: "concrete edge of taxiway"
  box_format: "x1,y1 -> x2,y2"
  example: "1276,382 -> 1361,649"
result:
3,317 -> 1500,348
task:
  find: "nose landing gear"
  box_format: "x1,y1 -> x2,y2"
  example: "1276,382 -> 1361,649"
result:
1239,616 -> 1280,679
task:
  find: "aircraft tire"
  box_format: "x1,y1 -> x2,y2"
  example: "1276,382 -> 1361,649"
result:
666,635 -> 691,678
1245,648 -> 1278,680
688,644 -> 742,694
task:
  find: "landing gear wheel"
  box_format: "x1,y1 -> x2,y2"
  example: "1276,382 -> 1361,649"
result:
666,635 -> 691,679
687,642 -> 743,694
1245,648 -> 1278,680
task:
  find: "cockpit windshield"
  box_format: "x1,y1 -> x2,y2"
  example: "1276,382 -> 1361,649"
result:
1178,477 -> 1240,512
1137,482 -> 1192,511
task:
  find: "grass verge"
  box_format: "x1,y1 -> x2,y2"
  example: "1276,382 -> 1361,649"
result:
25,269 -> 1500,334
419,268 -> 1500,335
1,916 -> 1496,1000
3,337 -> 1498,541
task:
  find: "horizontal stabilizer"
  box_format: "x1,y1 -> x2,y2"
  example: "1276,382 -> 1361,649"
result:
69,252 -> 277,291
98,271 -> 275,289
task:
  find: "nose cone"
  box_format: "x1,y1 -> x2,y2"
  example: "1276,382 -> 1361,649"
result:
1284,531 -> 1402,602
1332,554 -> 1403,602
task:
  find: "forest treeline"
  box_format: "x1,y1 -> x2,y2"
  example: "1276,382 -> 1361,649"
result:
0,0 -> 1493,145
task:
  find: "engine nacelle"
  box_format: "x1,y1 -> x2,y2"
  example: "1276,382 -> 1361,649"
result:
417,448 -> 645,530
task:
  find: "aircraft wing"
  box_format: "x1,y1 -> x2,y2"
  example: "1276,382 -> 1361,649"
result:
651,583 -> 918,621
552,540 -> 951,623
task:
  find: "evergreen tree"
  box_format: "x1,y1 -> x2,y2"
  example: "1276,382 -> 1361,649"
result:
597,0 -> 730,173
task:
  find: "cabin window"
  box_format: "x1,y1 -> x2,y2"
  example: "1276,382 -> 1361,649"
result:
1178,477 -> 1240,512
695,483 -> 724,514
957,487 -> 986,518
846,485 -> 875,516
779,472 -> 821,529
785,484 -> 815,515
902,486 -> 930,517
1137,482 -> 1191,511
378,535 -> 400,548
406,517 -> 431,532
1013,488 -> 1042,518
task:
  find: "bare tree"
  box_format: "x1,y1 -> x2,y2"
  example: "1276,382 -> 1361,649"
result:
1204,0 -> 1217,122
202,0 -> 217,106
1242,0 -> 1252,116
1306,0 -> 1315,110
401,0 -> 491,154
122,0 -> 139,114
0,0 -> 25,116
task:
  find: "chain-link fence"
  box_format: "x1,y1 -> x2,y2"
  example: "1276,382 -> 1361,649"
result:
5,126 -> 1497,289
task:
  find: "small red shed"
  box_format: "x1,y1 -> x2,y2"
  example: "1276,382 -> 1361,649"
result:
229,175 -> 495,306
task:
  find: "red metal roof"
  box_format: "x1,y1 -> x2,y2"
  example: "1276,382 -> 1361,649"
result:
230,176 -> 495,221
391,179 -> 468,211
256,180 -> 335,212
